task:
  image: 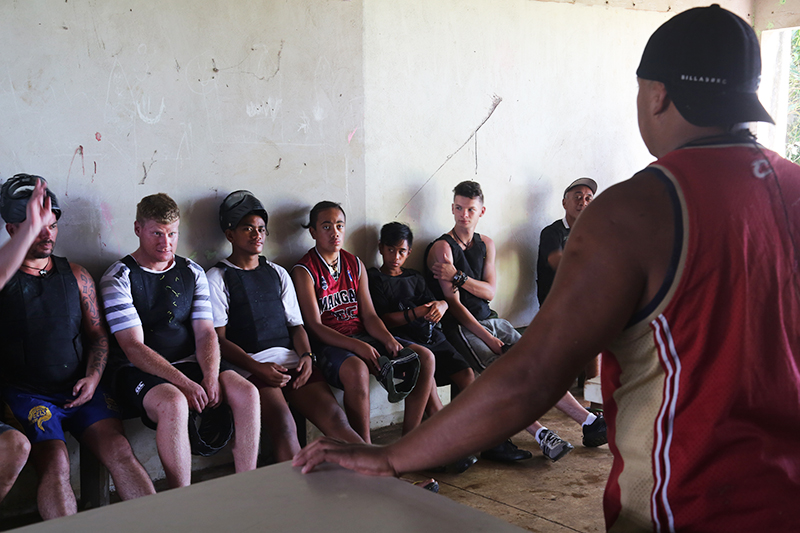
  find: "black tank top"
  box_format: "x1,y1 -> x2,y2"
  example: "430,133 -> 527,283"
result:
0,256 -> 85,393
424,233 -> 492,322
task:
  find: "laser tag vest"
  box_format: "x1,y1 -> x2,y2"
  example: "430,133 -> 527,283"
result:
0,256 -> 84,394
215,257 -> 291,353
122,255 -> 196,363
425,233 -> 492,322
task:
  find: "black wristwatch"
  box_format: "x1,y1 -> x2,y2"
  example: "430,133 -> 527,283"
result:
301,352 -> 317,366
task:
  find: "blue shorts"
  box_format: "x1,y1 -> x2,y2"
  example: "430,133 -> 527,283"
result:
1,386 -> 121,444
315,334 -> 413,389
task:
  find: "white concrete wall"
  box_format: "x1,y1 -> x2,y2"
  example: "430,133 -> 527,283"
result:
0,0 -> 366,276
361,0 -> 666,324
357,0 -> 761,325
754,0 -> 800,34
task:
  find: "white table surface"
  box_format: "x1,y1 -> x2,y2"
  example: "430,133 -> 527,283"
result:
16,461 -> 527,532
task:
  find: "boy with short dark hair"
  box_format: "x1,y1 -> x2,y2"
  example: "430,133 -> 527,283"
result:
368,222 -> 474,392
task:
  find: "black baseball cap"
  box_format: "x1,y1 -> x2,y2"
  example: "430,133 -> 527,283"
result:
636,4 -> 773,127
0,174 -> 62,224
219,190 -> 268,232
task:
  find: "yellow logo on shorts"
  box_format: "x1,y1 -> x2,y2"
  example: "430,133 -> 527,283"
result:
104,394 -> 120,413
28,405 -> 52,432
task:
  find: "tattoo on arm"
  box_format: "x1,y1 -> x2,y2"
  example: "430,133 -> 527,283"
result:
86,336 -> 108,377
77,266 -> 109,377
78,268 -> 103,327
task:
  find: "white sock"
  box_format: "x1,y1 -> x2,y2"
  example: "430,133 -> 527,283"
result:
582,413 -> 597,427
535,427 -> 547,444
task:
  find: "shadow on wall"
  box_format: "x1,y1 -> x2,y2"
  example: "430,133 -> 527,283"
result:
497,179 -> 553,325
61,196 -> 106,279
350,223 -> 379,269
182,194 -> 228,270
381,176 -> 443,273
269,203 -> 315,268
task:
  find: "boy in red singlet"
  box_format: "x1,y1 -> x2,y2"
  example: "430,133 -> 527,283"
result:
291,202 -> 440,444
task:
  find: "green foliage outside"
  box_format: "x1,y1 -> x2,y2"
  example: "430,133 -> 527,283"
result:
786,29 -> 800,163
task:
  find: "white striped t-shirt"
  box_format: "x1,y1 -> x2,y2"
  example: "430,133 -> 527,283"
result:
100,256 -> 213,335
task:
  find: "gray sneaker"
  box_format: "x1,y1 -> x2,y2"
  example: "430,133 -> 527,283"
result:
538,429 -> 574,462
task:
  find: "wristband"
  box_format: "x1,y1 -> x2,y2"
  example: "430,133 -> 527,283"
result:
452,270 -> 467,289
301,352 -> 317,366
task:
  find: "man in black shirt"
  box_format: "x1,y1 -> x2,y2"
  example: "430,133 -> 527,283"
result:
537,178 -> 596,306
368,222 -> 475,393
537,178 -> 601,387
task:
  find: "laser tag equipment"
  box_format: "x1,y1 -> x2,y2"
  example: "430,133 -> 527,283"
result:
377,348 -> 420,403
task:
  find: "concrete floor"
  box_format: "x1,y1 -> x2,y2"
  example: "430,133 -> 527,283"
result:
374,400 -> 612,533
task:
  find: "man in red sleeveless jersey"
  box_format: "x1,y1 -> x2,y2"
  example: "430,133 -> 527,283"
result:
296,6 -> 800,531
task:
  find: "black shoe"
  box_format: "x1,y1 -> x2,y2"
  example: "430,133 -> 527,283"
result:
452,455 -> 478,473
582,416 -> 608,447
480,440 -> 533,462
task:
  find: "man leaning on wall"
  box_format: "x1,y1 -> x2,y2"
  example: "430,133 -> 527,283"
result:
537,177 -> 601,390
423,181 -> 606,462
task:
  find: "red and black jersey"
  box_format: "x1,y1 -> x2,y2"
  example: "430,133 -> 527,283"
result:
602,138 -> 800,532
294,248 -> 365,336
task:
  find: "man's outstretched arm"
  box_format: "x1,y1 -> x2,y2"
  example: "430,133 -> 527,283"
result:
294,172 -> 674,474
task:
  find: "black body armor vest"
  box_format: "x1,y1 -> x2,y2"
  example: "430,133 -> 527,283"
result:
217,257 -> 292,353
122,255 -> 196,363
0,256 -> 84,393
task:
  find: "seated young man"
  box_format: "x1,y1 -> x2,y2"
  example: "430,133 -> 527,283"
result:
425,181 -> 607,461
207,191 -> 363,462
291,201 -> 440,444
101,193 -> 260,488
1,175 -> 154,518
368,223 -> 475,393
369,221 -> 538,465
